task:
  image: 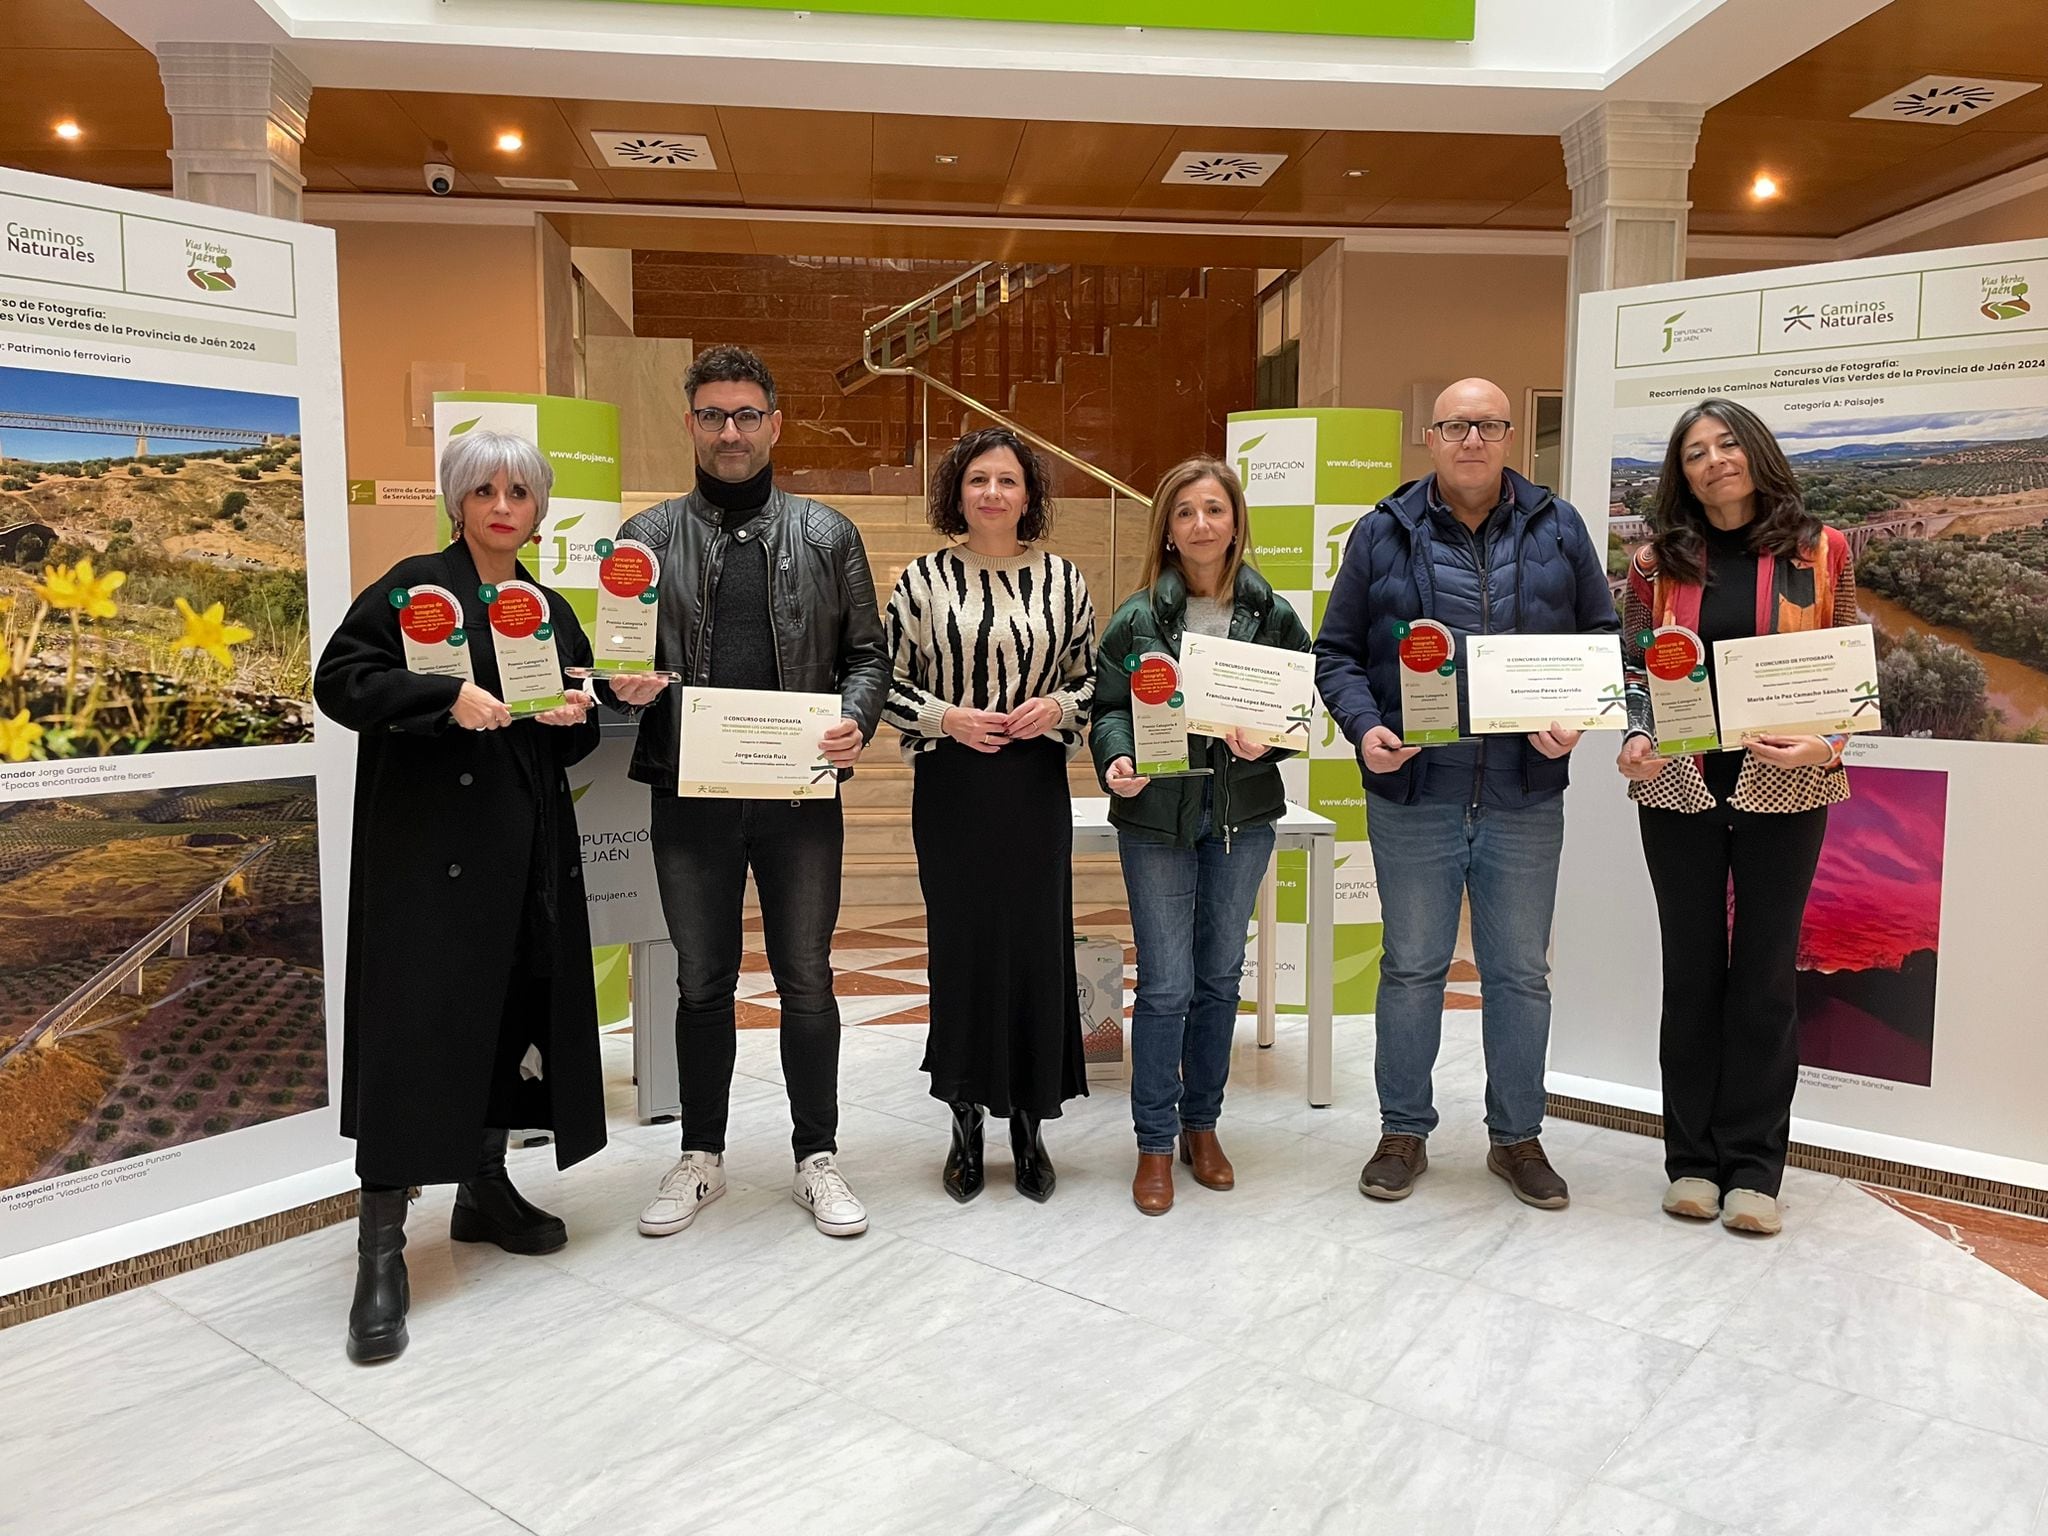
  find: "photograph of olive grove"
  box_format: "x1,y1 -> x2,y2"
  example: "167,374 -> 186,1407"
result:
0,366 -> 309,759
0,777 -> 326,1192
1609,406 -> 2048,743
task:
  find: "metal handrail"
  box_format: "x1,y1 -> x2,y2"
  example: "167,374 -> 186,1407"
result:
860,263 -> 1150,509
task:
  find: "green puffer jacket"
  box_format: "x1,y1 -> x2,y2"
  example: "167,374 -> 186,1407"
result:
1090,564 -> 1312,849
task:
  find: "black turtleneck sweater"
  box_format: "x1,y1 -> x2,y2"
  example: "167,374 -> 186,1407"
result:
1698,519 -> 1760,799
701,463 -> 779,691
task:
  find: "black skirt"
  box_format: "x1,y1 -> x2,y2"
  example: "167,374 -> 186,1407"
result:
913,738 -> 1086,1118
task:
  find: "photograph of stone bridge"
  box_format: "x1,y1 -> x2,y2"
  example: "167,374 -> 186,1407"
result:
0,778 -> 326,1193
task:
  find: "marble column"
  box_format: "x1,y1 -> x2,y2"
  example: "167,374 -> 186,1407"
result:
1559,101 -> 1704,479
156,42 -> 311,221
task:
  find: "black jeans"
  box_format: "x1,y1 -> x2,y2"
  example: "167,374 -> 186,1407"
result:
650,790 -> 844,1162
1638,802 -> 1829,1196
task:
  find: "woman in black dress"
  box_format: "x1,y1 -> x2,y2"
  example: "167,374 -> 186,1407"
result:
314,428 -> 605,1362
883,427 -> 1098,1202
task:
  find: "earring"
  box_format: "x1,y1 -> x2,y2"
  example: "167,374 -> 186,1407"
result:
530,531 -> 543,545
1165,539 -> 1176,551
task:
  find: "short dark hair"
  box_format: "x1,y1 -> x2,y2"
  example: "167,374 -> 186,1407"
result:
1648,397 -> 1818,586
684,345 -> 777,411
927,425 -> 1054,543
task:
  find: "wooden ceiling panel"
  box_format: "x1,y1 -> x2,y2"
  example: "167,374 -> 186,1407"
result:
716,107 -> 872,178
0,51 -> 170,149
723,175 -> 873,212
385,94 -> 597,175
302,89 -> 447,187
13,0 -> 141,50
301,151 -> 356,193
1006,120 -> 1175,191
872,114 -> 1023,181
1367,198 -> 1518,226
0,147 -> 167,188
592,168 -> 744,203
1483,176 -> 1571,229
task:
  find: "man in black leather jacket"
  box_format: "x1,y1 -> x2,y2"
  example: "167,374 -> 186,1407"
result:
606,345 -> 888,1242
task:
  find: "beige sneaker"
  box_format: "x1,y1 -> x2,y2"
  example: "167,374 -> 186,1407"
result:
1662,1177 -> 1721,1221
1720,1188 -> 1783,1235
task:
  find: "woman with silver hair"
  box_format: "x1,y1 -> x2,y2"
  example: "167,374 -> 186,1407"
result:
314,429 -> 606,1364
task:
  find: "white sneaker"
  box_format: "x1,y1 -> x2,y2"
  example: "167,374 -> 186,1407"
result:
792,1152 -> 868,1237
1662,1177 -> 1721,1220
1720,1187 -> 1784,1236
638,1151 -> 725,1237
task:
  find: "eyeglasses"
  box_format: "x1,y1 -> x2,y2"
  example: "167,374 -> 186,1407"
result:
692,406 -> 769,433
1431,418 -> 1512,443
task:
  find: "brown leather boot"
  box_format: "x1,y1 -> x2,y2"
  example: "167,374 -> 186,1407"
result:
1178,1129 -> 1235,1191
1132,1152 -> 1174,1215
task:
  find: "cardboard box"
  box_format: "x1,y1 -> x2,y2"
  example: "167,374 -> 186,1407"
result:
1074,935 -> 1128,1082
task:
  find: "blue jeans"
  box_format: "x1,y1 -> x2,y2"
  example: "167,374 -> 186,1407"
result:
1366,794 -> 1564,1145
1118,804 -> 1276,1154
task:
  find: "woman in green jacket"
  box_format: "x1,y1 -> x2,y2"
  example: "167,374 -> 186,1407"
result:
1092,457 -> 1311,1215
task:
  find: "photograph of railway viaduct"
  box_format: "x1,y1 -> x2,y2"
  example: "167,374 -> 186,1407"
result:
0,365 -> 310,758
0,777 -> 326,1192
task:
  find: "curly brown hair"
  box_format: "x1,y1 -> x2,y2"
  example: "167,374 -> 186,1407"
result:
926,425 -> 1054,543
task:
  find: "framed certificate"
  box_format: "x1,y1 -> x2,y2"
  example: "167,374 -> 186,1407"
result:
1714,624 -> 1882,740
1177,632 -> 1317,751
1465,633 -> 1627,734
678,686 -> 842,799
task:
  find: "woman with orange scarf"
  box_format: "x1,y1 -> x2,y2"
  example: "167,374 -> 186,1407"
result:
1616,397 -> 1855,1238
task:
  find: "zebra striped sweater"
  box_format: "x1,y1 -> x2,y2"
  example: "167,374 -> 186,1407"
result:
884,544 -> 1099,759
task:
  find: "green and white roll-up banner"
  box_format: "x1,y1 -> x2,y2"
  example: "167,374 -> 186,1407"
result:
1226,408 -> 1404,1016
432,392 -> 623,630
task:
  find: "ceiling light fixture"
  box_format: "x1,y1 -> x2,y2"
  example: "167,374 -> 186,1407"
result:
934,154 -> 959,165
495,132 -> 524,153
54,121 -> 82,141
1751,173 -> 1780,200
1344,169 -> 1369,178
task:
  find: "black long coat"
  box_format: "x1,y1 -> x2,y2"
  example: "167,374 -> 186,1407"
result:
313,541 -> 606,1186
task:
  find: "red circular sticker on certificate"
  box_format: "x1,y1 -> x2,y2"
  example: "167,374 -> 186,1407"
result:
1646,628 -> 1704,682
397,588 -> 460,645
1398,620 -> 1453,674
1131,654 -> 1179,706
488,583 -> 546,639
599,542 -> 656,598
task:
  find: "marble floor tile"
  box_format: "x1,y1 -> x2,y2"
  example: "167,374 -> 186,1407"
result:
831,1280 -> 1229,1498
1040,1202 -> 1464,1397
1705,1253 -> 2048,1446
1073,1357 -> 1584,1536
1473,1199 -> 1784,1348
1600,1351 -> 2048,1536
1780,1182 -> 2048,1314
1548,1484 -> 1753,1536
1366,1280 -> 1695,1476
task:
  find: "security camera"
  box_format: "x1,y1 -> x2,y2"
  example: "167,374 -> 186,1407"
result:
424,160 -> 456,197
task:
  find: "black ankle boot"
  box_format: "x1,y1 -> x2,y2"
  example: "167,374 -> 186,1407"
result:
944,1102 -> 985,1203
451,1128 -> 568,1255
1010,1112 -> 1056,1203
347,1187 -> 410,1364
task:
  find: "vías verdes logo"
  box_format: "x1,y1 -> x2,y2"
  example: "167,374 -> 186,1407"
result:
184,237 -> 236,292
1980,272 -> 2032,321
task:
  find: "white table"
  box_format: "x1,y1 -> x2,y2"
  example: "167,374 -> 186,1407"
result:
1072,798 -> 1338,1107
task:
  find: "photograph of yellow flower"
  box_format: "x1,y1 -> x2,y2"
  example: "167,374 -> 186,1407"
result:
0,367 -> 309,757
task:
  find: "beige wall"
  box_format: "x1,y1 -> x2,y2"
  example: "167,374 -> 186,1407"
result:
319,218 -> 543,591
1867,186 -> 2048,255
1339,251 -> 1570,483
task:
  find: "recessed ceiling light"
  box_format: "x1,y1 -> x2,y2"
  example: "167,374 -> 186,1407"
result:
495,175 -> 581,192
1751,173 -> 1780,200
53,121 -> 82,141
934,154 -> 959,165
495,132 -> 524,153
1344,169 -> 1369,178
